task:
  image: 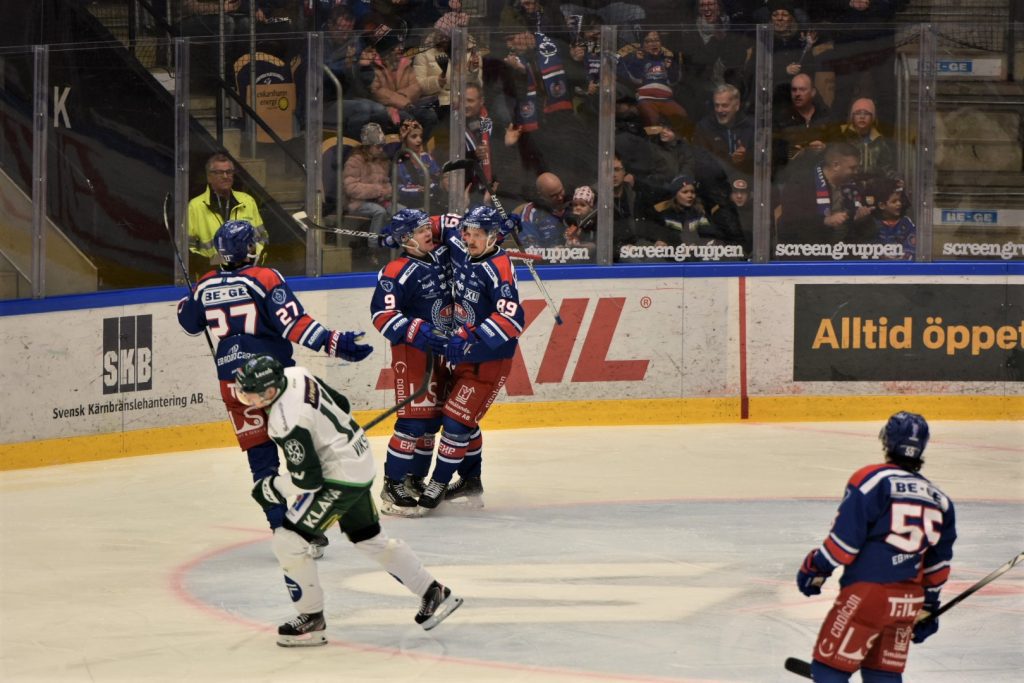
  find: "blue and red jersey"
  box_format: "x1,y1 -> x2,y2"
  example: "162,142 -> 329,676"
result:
177,265 -> 329,381
813,463 -> 956,597
442,222 -> 525,362
370,246 -> 453,346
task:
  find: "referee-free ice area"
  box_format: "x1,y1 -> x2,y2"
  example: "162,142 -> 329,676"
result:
1,421 -> 1022,682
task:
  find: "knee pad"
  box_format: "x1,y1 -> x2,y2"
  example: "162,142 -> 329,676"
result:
272,528 -> 313,566
246,441 -> 279,481
440,416 -> 473,444
346,521 -> 381,545
394,418 -> 431,439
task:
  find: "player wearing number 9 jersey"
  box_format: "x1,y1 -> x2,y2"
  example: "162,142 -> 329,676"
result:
796,411 -> 957,682
177,220 -> 373,533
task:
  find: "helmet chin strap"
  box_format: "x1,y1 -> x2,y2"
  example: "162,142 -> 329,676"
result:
403,235 -> 427,258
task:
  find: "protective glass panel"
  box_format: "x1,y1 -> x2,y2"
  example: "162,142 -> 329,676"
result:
475,24 -> 601,265
928,20 -> 1024,262
612,24 -> 754,264
768,22 -> 920,262
319,25 -> 445,273
0,47 -> 40,299
185,32 -> 310,279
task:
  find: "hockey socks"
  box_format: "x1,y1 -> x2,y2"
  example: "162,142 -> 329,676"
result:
384,430 -> 417,481
433,431 -> 470,484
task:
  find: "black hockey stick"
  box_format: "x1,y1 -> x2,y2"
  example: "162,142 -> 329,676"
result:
361,353 -> 435,432
292,211 -> 380,240
164,193 -> 216,357
442,159 -> 564,325
784,550 -> 1024,679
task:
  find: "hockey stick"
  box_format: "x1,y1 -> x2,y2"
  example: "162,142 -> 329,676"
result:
361,353 -> 435,432
441,159 -> 563,325
164,193 -> 216,357
784,550 -> 1024,679
292,211 -> 379,240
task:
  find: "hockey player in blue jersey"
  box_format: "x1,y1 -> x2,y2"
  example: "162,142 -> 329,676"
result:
369,209 -> 453,516
413,205 -> 524,512
796,411 -> 957,682
177,220 -> 373,537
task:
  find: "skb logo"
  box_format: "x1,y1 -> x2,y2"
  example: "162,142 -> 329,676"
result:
102,315 -> 153,394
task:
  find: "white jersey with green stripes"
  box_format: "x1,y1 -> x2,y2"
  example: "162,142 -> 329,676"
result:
267,366 -> 376,489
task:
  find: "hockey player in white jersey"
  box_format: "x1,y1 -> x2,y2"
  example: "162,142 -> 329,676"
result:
235,354 -> 462,646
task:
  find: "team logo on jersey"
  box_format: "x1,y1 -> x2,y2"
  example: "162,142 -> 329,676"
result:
271,288 -> 287,305
283,439 -> 306,465
501,284 -> 513,298
102,315 -> 153,394
380,280 -> 394,293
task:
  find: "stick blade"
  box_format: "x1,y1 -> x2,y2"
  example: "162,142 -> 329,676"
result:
441,158 -> 474,173
784,657 -> 813,679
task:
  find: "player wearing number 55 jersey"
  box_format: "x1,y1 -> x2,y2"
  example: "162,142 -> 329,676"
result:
177,220 -> 373,533
796,412 -> 957,682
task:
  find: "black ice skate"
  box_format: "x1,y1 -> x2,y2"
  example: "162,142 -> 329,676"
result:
417,479 -> 447,512
277,611 -> 327,647
445,477 -> 484,508
403,474 -> 426,497
414,581 -> 463,631
380,477 -> 420,517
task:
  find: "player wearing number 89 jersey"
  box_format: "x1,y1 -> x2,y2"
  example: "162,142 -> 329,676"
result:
177,220 -> 372,533
795,411 -> 957,682
408,206 -> 525,513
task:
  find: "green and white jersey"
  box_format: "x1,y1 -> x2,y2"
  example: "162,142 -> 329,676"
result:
267,366 -> 376,490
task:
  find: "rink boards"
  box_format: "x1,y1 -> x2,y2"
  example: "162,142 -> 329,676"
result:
0,263 -> 1021,469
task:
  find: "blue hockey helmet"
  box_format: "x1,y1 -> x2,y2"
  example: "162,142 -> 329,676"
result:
461,205 -> 502,233
385,208 -> 432,243
880,411 -> 930,470
214,220 -> 258,266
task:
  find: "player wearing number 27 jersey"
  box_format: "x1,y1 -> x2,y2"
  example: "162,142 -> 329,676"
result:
796,411 -> 957,682
177,220 -> 372,532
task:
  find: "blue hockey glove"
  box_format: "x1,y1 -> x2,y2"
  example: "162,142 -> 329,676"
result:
405,319 -> 437,352
796,549 -> 833,596
500,213 -> 522,238
426,328 -> 450,355
444,327 -> 477,365
252,475 -> 284,509
377,232 -> 399,249
912,599 -> 940,643
326,330 -> 373,362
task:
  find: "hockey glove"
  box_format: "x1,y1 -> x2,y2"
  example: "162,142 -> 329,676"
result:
796,549 -> 834,596
912,598 -> 940,643
326,330 -> 373,362
252,475 -> 285,509
405,319 -> 437,352
444,327 -> 477,365
500,213 -> 522,238
378,232 -> 400,249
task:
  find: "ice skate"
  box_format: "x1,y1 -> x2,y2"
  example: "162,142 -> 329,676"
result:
380,477 -> 420,517
417,479 -> 447,512
414,581 -> 463,630
309,534 -> 329,559
445,477 -> 484,508
277,611 -> 327,647
403,474 -> 426,497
